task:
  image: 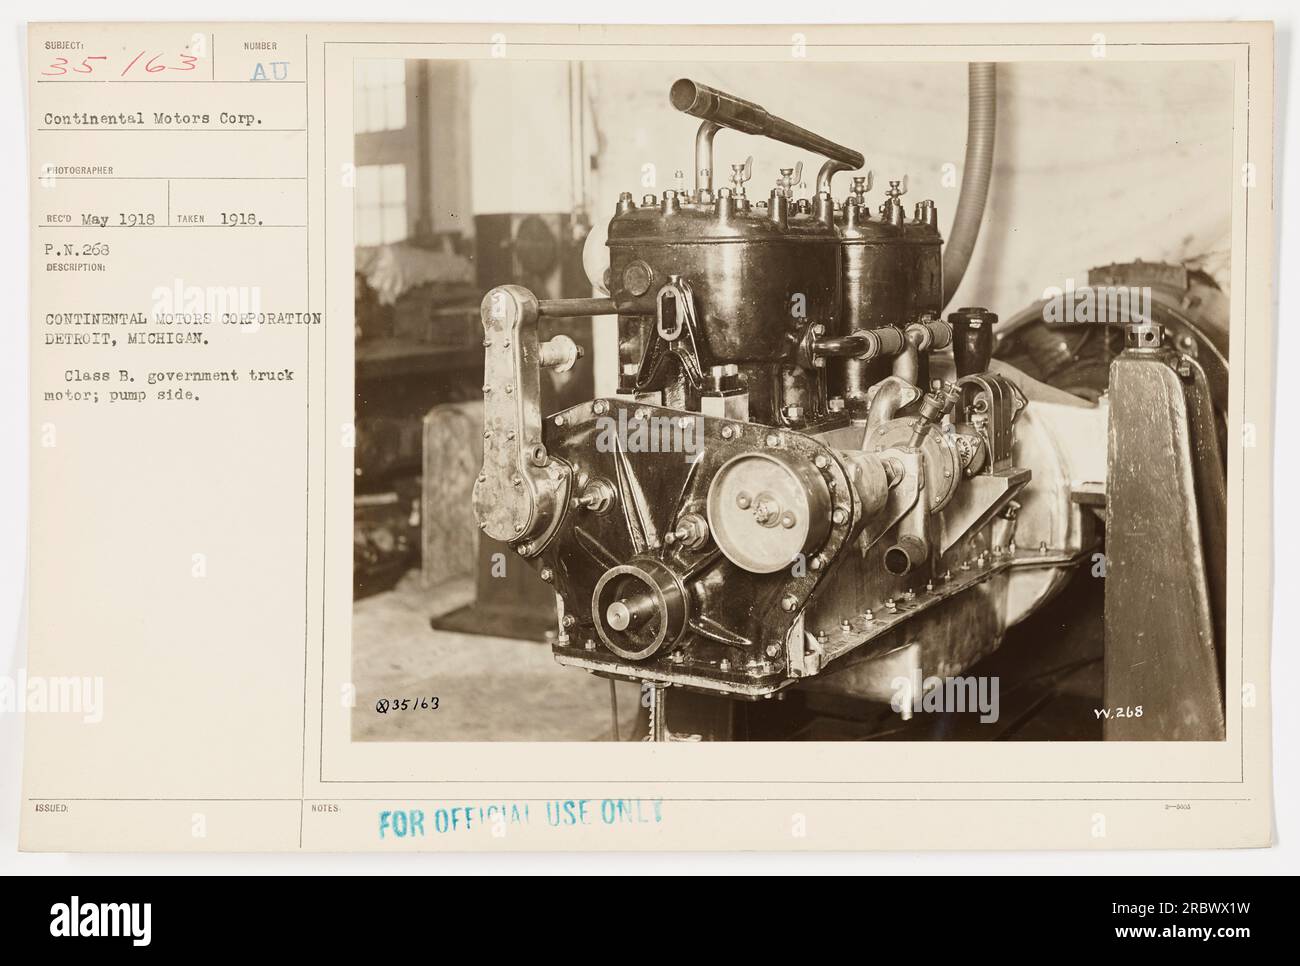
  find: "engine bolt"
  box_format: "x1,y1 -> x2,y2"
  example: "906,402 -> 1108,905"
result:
863,609 -> 875,621
562,615 -> 576,628
810,554 -> 826,571
721,425 -> 736,439
753,498 -> 780,526
539,568 -> 553,582
814,454 -> 828,469
840,618 -> 851,631
781,594 -> 798,612
593,400 -> 609,415
719,658 -> 732,672
780,512 -> 796,529
736,492 -> 752,510
832,507 -> 849,526
554,415 -> 564,426
765,644 -> 781,658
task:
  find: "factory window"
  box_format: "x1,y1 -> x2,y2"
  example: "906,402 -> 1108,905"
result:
354,60 -> 408,134
355,163 -> 408,246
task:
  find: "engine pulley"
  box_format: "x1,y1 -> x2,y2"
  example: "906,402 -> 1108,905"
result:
705,449 -> 833,573
592,557 -> 689,661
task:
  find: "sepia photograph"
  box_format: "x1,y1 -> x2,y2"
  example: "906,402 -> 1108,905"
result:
7,8 -> 1285,881
350,56 -> 1232,743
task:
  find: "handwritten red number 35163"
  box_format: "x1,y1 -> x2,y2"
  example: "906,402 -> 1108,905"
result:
42,51 -> 198,77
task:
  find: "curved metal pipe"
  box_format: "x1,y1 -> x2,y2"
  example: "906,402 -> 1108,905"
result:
941,63 -> 997,309
693,120 -> 722,195
812,333 -> 872,358
905,318 -> 953,352
865,375 -> 920,432
891,342 -> 920,385
812,326 -> 906,361
816,158 -> 854,195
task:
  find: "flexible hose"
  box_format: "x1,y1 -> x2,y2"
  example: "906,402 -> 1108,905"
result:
941,63 -> 997,309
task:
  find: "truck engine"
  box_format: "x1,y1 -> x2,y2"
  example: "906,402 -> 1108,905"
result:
470,71 -> 1227,741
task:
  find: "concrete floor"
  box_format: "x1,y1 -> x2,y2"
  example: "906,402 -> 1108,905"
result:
353,566 -> 1104,742
352,571 -> 643,741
